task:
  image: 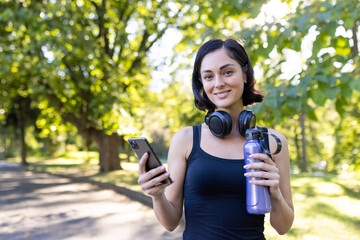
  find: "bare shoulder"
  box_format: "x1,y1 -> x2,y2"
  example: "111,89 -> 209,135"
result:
266,128 -> 290,163
267,128 -> 288,144
172,126 -> 193,142
169,126 -> 194,160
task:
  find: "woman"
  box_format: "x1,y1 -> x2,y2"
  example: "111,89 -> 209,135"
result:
138,38 -> 294,239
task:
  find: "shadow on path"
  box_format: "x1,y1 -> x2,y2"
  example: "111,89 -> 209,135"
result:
0,161 -> 184,240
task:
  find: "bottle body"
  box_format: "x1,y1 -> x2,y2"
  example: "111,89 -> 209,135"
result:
244,137 -> 272,214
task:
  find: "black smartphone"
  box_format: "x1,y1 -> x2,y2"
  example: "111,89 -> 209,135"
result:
128,137 -> 172,184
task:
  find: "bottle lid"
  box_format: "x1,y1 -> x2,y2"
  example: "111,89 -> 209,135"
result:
245,128 -> 261,141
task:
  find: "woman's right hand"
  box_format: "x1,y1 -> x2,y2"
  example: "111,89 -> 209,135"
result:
137,152 -> 173,199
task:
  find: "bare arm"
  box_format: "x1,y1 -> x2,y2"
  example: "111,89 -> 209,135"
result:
268,130 -> 294,234
137,127 -> 191,231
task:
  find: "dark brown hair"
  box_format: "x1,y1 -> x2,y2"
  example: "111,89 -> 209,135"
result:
192,38 -> 263,111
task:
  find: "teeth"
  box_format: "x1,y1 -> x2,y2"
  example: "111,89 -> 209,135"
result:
216,91 -> 229,97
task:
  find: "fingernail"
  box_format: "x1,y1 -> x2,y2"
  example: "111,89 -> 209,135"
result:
244,173 -> 249,177
160,166 -> 166,170
243,165 -> 249,169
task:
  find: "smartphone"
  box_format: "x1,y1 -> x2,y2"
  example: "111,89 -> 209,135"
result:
128,137 -> 172,184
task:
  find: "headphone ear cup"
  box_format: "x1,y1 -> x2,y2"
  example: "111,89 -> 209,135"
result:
206,111 -> 232,137
238,110 -> 256,137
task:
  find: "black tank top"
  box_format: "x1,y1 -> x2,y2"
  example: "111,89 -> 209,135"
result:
183,125 -> 265,240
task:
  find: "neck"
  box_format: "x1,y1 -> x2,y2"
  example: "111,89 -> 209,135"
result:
218,108 -> 245,139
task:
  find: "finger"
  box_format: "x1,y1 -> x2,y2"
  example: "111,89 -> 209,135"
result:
244,162 -> 279,173
138,152 -> 149,175
244,170 -> 280,180
145,180 -> 173,196
248,178 -> 280,187
138,165 -> 166,185
141,171 -> 171,191
250,153 -> 275,165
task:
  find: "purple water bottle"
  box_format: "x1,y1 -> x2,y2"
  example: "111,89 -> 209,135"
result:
244,128 -> 272,214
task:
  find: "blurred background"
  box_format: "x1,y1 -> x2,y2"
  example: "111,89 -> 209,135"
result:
0,0 -> 359,238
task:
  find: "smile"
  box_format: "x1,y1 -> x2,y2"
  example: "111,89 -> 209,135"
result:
214,90 -> 231,98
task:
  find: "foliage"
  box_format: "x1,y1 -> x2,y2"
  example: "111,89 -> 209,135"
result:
171,0 -> 360,172
1,0 -> 359,172
0,0 -> 203,170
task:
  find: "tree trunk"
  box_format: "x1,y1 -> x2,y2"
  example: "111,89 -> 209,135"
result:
300,112 -> 307,172
16,108 -> 28,166
294,124 -> 301,171
61,113 -> 124,172
95,132 -> 122,172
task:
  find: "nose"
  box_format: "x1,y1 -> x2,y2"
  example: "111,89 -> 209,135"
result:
214,75 -> 225,88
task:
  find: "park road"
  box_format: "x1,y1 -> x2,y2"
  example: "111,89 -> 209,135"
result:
0,161 -> 184,240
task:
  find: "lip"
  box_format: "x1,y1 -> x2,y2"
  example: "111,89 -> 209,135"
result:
214,90 -> 231,98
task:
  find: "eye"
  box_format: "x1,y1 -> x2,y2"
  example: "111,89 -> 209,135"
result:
202,74 -> 213,81
224,70 -> 234,76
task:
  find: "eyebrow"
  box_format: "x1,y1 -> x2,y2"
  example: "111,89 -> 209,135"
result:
201,63 -> 236,73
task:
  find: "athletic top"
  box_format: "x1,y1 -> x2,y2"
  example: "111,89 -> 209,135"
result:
183,124 -> 265,240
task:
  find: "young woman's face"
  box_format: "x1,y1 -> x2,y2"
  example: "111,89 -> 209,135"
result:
200,48 -> 246,112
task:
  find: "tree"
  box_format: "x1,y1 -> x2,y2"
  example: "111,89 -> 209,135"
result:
3,96 -> 41,165
255,0 -> 360,172
0,0 -> 195,171
171,0 -> 360,172
2,0 -> 359,173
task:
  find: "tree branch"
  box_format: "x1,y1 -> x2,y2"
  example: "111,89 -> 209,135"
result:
127,3 -> 184,72
115,6 -> 136,65
62,55 -> 93,122
351,18 -> 359,58
128,30 -> 151,72
91,0 -> 112,57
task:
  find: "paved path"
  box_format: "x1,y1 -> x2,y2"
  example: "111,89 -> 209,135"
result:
0,161 -> 184,240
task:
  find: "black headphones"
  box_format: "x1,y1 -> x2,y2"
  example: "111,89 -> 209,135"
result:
205,110 -> 256,138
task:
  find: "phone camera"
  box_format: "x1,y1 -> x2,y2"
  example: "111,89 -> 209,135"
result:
129,140 -> 139,149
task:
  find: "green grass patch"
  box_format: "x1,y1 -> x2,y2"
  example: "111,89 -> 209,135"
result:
5,152 -> 360,239
264,174 -> 360,240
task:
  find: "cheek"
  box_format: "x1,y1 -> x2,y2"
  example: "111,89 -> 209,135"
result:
202,82 -> 212,95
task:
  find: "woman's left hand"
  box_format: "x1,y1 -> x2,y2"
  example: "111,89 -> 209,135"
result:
244,153 -> 281,197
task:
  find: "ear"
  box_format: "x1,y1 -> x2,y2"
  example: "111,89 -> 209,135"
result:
243,72 -> 247,84
242,65 -> 248,83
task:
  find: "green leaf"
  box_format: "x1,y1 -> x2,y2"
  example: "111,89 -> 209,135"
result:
297,13 -> 310,32
316,75 -> 328,83
290,37 -> 301,51
324,86 -> 341,100
310,89 -> 327,106
335,96 -> 347,117
307,109 -> 318,121
298,76 -> 311,95
286,98 -> 302,111
349,78 -> 360,92
341,84 -> 353,99
286,86 -> 298,98
315,10 -> 332,22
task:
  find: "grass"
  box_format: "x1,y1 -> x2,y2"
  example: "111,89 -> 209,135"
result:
5,151 -> 147,191
264,174 -> 360,240
4,151 -> 360,239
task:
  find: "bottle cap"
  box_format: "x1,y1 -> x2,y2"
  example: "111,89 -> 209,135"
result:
245,129 -> 261,141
